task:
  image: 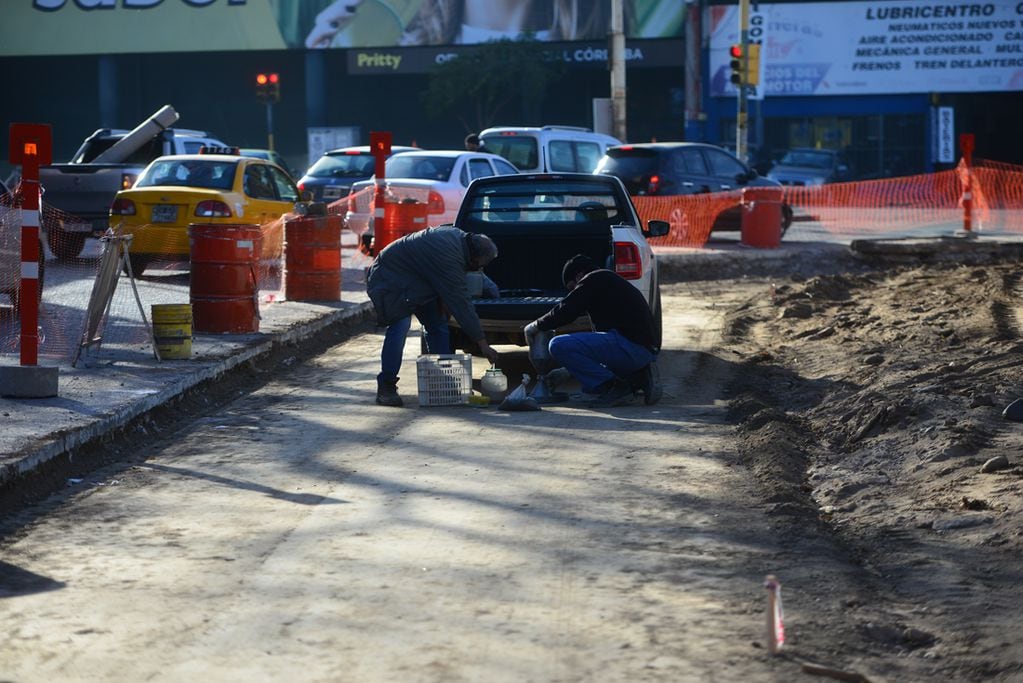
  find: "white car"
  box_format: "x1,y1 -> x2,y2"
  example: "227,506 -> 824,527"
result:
344,150 -> 519,252
479,125 -> 622,174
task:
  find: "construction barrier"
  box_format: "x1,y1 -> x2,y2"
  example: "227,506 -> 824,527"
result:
2,156 -> 1022,363
636,158 -> 1023,249
375,199 -> 429,254
741,186 -> 783,249
284,214 -> 342,302
188,223 -> 261,334
151,303 -> 192,359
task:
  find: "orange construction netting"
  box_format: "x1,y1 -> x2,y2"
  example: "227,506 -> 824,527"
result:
640,157 -> 1023,248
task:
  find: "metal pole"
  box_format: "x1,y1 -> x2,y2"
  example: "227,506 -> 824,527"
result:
736,0 -> 750,162
610,0 -> 627,142
265,102 -> 275,151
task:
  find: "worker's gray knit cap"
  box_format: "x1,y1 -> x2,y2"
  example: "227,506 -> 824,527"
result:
468,234 -> 499,266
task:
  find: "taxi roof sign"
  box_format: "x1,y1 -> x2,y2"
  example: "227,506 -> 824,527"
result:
199,145 -> 241,155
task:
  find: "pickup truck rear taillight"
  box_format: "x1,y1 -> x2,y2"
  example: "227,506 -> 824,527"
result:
194,200 -> 232,218
614,241 -> 642,280
110,198 -> 136,216
427,190 -> 444,214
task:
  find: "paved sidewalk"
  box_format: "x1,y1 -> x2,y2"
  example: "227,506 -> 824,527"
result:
0,236 -> 1010,490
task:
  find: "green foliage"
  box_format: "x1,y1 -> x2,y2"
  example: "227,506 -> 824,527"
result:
423,37 -> 567,133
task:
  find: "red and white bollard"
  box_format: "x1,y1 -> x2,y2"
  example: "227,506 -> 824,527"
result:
1,123 -> 58,398
764,574 -> 785,655
369,130 -> 392,256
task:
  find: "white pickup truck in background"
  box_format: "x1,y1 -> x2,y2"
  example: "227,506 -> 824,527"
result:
39,105 -> 228,259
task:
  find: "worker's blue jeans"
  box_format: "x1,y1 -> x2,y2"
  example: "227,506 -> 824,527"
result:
548,330 -> 655,394
379,302 -> 449,384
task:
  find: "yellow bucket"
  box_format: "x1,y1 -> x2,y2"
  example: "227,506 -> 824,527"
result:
152,303 -> 193,360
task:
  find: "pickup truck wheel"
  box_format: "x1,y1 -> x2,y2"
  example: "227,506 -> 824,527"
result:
48,228 -> 86,261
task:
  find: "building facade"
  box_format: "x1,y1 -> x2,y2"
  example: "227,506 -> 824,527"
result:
0,0 -> 1020,180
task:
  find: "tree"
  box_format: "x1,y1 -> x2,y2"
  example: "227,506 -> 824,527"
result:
423,37 -> 567,133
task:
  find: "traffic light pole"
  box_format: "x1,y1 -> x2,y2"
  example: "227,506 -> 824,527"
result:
610,0 -> 627,143
265,102 -> 275,152
736,0 -> 750,163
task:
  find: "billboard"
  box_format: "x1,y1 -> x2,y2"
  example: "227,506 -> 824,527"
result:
2,0 -> 685,56
709,0 -> 1023,97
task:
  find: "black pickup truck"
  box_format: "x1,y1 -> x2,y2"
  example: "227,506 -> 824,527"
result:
446,173 -> 668,351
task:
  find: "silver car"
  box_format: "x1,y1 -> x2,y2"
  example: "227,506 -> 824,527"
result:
767,148 -> 852,186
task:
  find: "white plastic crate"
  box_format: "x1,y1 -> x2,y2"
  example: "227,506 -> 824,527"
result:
416,354 -> 473,406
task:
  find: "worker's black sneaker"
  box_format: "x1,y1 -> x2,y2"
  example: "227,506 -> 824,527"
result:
376,378 -> 403,407
631,362 -> 663,406
588,378 -> 635,408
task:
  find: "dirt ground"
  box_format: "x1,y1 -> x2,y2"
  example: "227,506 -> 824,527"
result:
710,255 -> 1023,681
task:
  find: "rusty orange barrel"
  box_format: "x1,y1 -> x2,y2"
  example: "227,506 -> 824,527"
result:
740,186 -> 783,249
374,200 -> 429,254
188,223 -> 261,334
284,215 -> 342,301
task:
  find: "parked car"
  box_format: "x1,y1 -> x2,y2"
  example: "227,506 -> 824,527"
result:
345,150 -> 519,253
239,148 -> 299,180
767,147 -> 852,186
297,145 -> 420,203
0,178 -> 46,311
594,141 -> 793,235
445,172 -> 669,351
108,152 -> 303,276
479,125 -> 621,174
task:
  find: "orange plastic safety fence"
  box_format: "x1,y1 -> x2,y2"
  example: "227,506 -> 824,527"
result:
633,157 -> 1023,246
633,192 -> 742,248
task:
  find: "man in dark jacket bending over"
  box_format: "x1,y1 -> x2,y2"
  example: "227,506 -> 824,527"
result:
367,226 -> 500,407
524,254 -> 661,408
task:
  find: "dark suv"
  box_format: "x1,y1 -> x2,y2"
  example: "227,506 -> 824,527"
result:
296,145 -> 420,203
595,142 -> 792,235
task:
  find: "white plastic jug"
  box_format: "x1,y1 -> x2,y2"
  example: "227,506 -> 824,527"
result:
481,366 -> 508,400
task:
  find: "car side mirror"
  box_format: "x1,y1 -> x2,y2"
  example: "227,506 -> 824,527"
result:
300,190 -> 314,202
644,219 -> 669,238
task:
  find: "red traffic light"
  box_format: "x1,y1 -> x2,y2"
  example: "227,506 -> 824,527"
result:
729,44 -> 743,59
268,73 -> 279,84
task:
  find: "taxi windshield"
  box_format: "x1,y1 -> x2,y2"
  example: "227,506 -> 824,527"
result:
137,159 -> 237,190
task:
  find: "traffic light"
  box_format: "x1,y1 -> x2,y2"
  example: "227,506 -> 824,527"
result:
256,72 -> 280,103
745,43 -> 761,86
267,73 -> 280,103
729,44 -> 744,86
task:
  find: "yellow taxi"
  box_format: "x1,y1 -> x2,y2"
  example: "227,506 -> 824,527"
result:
109,149 -> 300,275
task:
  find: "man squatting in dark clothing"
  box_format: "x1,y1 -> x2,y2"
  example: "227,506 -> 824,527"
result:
524,254 -> 662,408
